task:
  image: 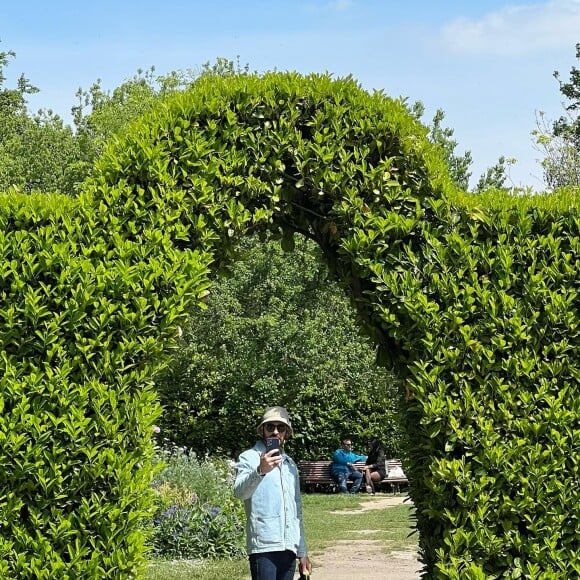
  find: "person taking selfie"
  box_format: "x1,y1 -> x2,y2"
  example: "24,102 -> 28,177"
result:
234,406 -> 312,580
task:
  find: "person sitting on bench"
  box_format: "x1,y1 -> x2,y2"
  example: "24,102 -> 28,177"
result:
330,437 -> 367,494
363,437 -> 387,494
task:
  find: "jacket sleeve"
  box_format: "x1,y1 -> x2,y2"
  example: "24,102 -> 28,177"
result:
355,453 -> 368,462
294,466 -> 308,557
234,448 -> 263,500
332,449 -> 348,465
377,449 -> 386,468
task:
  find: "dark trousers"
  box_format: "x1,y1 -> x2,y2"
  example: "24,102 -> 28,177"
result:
249,550 -> 296,580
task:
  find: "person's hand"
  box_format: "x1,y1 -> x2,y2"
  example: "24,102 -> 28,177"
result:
299,555 -> 312,575
259,449 -> 283,474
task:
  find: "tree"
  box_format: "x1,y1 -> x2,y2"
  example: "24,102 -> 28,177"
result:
533,43 -> 580,189
409,100 -> 510,192
0,108 -> 88,193
409,101 -> 471,191
553,42 -> 580,148
0,45 -> 86,193
155,236 -> 405,461
533,110 -> 579,189
0,47 -> 38,119
474,155 -> 517,193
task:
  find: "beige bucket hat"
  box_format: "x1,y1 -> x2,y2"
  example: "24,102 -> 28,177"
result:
257,406 -> 293,437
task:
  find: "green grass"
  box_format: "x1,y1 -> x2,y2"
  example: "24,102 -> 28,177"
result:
144,493 -> 416,579
302,493 -> 416,556
145,559 -> 248,580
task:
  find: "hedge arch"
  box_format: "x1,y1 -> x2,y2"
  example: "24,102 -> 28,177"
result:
1,72 -> 578,578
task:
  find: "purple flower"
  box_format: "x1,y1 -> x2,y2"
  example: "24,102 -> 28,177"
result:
162,505 -> 178,518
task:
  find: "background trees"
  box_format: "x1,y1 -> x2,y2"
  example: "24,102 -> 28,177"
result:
0,49 -> 188,194
0,48 -> 87,193
409,100 -> 512,192
533,42 -> 580,189
154,236 -> 405,461
552,42 -> 580,149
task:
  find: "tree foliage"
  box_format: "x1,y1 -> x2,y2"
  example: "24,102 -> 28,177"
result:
0,47 -> 38,116
409,100 -> 510,192
474,154 -> 516,193
155,236 -> 404,461
533,43 -> 580,189
553,42 -> 580,148
0,109 -> 87,193
0,45 -> 90,193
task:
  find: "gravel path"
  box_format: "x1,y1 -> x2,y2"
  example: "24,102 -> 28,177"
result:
296,496 -> 421,579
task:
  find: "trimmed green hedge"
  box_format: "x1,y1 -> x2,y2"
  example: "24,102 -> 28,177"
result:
396,190 -> 580,577
2,72 -> 579,577
0,190 -> 210,577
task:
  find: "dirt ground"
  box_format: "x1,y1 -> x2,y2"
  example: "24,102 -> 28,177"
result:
296,496 -> 421,579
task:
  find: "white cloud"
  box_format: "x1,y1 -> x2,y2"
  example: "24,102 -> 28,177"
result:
440,0 -> 580,56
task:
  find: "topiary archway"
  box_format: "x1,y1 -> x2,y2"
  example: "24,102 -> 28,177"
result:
1,72 -> 578,578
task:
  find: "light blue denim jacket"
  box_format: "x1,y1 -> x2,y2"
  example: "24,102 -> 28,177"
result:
234,440 -> 307,558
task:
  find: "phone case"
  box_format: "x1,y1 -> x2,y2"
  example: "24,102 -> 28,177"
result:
266,438 -> 281,454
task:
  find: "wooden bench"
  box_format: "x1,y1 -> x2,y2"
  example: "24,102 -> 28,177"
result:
297,460 -> 338,492
353,459 -> 409,493
298,459 -> 408,493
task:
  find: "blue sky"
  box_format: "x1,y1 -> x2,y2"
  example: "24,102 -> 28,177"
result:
2,0 -> 579,189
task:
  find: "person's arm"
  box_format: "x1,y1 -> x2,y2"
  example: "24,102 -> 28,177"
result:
295,465 -> 312,574
233,448 -> 263,500
332,449 -> 349,466
376,449 -> 386,469
295,471 -> 308,556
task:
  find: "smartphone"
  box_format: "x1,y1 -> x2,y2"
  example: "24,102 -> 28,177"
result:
265,437 -> 281,456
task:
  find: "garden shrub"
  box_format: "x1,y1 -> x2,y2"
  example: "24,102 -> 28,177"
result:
149,450 -> 245,560
2,71 -> 579,577
0,187 -> 211,578
402,188 -> 580,577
